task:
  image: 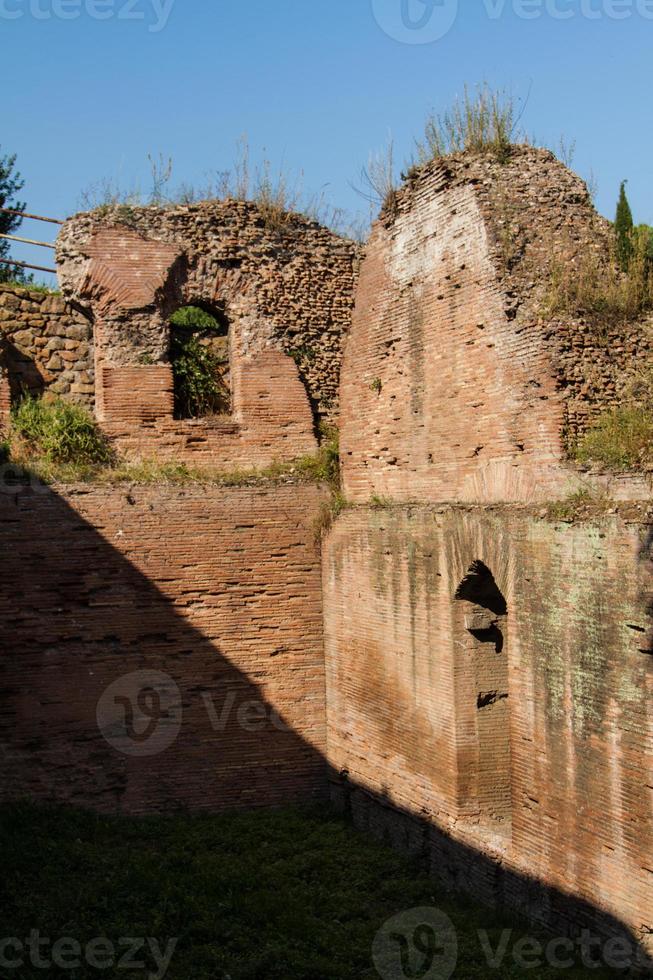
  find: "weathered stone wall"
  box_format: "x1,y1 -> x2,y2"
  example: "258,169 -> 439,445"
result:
51,202 -> 360,467
0,482 -> 328,814
323,505 -> 653,961
0,284 -> 94,406
465,146 -> 653,444
551,313 -> 653,443
340,147 -> 652,504
56,201 -> 361,422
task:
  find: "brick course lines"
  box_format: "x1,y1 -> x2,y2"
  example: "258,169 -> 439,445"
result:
0,483 -> 328,814
341,147 -> 652,504
323,506 -> 653,957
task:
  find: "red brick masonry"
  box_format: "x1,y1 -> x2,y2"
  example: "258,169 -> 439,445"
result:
323,506 -> 653,959
0,483 -> 328,814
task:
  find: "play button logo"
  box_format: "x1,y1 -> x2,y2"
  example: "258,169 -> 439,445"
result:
372,0 -> 459,44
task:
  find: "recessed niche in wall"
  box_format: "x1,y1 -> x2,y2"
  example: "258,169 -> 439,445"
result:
454,559 -> 511,827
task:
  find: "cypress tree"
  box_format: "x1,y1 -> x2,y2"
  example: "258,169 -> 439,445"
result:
615,180 -> 634,272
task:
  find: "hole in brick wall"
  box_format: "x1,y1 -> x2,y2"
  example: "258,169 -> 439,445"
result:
169,304 -> 231,419
455,560 -> 507,617
469,624 -> 504,654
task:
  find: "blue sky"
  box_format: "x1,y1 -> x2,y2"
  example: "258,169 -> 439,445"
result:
2,0 -> 652,281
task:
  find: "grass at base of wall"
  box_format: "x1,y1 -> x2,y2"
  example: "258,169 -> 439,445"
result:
1,396 -> 343,489
0,450 -> 339,490
0,802 -> 617,980
0,280 -> 59,294
544,487 -> 613,522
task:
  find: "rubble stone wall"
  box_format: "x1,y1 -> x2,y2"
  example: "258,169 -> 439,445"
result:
52,202 -> 360,467
0,284 -> 94,407
56,202 -> 361,419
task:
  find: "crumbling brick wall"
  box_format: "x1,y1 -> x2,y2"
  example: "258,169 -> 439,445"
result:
0,482 -> 328,814
328,145 -> 653,960
464,146 -> 653,444
341,147 -> 652,504
323,505 -> 653,961
54,202 -> 360,468
0,284 -> 94,407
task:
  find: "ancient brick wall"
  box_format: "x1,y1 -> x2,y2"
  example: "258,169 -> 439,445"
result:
56,202 -> 361,423
0,483 -> 328,814
98,352 -> 320,468
0,284 -> 94,406
465,146 -> 653,444
323,505 -> 653,959
51,203 -> 360,468
340,147 -> 652,504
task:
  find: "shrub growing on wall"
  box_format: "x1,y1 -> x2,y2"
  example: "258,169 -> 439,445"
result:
573,369 -> 653,472
169,306 -> 230,419
11,397 -> 113,465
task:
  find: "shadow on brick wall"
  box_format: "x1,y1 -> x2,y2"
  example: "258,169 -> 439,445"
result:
0,480 -> 650,972
0,481 -> 326,814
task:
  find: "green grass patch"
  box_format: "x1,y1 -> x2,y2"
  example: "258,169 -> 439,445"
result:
0,802 -> 614,979
3,398 -> 342,490
573,406 -> 653,472
545,235 -> 653,330
3,453 -> 338,490
10,396 -> 113,467
0,280 -> 58,294
544,487 -> 612,522
572,389 -> 653,472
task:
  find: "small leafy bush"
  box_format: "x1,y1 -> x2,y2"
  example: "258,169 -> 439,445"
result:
11,396 -> 113,465
170,306 -> 230,419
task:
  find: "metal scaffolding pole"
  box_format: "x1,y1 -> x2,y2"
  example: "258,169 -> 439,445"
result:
0,207 -> 62,225
0,257 -> 57,275
0,232 -> 55,249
